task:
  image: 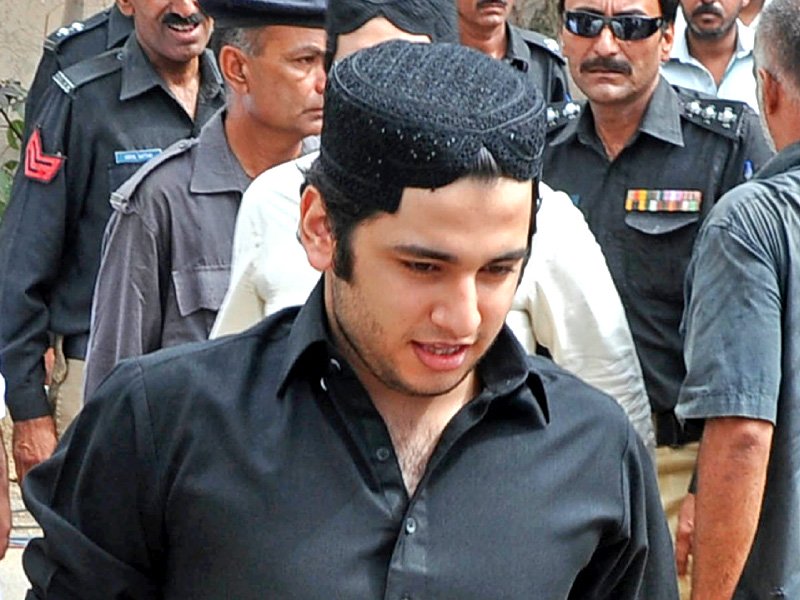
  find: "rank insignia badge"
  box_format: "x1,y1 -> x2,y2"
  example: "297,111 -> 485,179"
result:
24,128 -> 64,183
625,189 -> 702,212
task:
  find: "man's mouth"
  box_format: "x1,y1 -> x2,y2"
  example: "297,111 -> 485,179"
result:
420,344 -> 464,356
162,12 -> 205,32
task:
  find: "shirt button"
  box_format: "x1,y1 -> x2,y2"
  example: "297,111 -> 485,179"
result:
329,358 -> 341,372
319,377 -> 327,392
405,517 -> 417,534
401,596 -> 412,600
376,447 -> 391,462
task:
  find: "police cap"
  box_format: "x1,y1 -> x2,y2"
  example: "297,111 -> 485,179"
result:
199,0 -> 327,28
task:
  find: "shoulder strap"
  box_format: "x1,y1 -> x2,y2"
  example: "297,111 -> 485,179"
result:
51,48 -> 122,96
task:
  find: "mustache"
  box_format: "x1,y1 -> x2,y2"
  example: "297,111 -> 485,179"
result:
691,3 -> 724,18
162,12 -> 206,26
580,56 -> 633,75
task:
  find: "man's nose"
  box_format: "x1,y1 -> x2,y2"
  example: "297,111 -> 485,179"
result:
430,277 -> 482,339
170,0 -> 203,17
592,24 -> 622,55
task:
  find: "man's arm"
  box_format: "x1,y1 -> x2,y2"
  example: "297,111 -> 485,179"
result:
0,85 -> 74,477
23,360 -> 162,598
84,206 -> 164,399
515,184 -> 655,452
0,427 -> 11,559
690,417 -> 772,599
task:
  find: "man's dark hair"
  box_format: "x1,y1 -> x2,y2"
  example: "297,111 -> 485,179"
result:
557,0 -> 679,23
324,0 -> 459,69
305,149 -> 538,281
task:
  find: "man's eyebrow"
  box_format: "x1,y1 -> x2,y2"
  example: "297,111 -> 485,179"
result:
393,244 -> 528,263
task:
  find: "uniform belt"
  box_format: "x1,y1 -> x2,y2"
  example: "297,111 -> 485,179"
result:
655,411 -> 703,447
62,334 -> 89,360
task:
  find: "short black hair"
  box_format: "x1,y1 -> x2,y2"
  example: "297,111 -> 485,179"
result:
305,149 -> 537,282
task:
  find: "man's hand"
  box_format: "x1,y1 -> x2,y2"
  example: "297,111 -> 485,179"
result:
675,492 -> 695,576
13,416 -> 58,482
0,431 -> 11,559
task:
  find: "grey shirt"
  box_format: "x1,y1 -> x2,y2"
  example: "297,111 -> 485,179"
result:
677,141 -> 800,597
84,111 -> 251,397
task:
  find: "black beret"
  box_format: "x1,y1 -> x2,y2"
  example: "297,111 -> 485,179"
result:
326,0 -> 459,60
317,40 -> 546,212
199,0 -> 326,28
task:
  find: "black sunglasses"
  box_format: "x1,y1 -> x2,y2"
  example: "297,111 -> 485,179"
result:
564,10 -> 665,41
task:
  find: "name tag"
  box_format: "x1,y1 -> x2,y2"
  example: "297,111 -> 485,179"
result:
114,148 -> 162,165
625,189 -> 702,213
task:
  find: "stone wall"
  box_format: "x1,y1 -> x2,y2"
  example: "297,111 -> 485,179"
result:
0,1 -> 111,164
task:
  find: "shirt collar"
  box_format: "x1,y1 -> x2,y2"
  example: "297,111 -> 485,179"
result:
505,23 -> 528,62
106,5 -> 133,50
277,279 -> 551,426
637,77 -> 684,146
120,36 -> 223,103
549,77 -> 683,149
190,109 -> 252,195
755,140 -> 800,179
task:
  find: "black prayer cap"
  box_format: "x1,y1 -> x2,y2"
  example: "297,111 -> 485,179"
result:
326,0 -> 459,60
317,40 -> 546,212
199,0 -> 327,28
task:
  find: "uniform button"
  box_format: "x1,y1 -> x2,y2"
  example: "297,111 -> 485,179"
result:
401,596 -> 412,600
319,377 -> 327,392
329,358 -> 341,371
376,447 -> 391,462
405,517 -> 417,534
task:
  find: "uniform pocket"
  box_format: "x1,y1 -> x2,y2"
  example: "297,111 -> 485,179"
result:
172,265 -> 231,317
623,212 -> 701,301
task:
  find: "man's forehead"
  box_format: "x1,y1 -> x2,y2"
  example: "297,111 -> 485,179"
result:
565,0 -> 662,14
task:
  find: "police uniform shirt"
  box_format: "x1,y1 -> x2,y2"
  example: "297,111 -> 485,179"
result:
25,5 -> 134,139
83,110 -> 252,399
0,34 -> 225,421
24,281 -> 678,599
505,24 -> 570,104
542,77 -> 773,445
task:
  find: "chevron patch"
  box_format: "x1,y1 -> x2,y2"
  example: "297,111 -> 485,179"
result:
24,128 -> 64,183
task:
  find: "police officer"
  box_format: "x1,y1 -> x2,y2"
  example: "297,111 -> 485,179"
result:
457,0 -> 570,103
543,0 -> 772,588
0,0 -> 225,483
24,3 -> 134,139
83,0 -> 327,398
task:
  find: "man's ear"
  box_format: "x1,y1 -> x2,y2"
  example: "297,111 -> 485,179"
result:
659,21 -> 675,63
758,67 -> 780,116
219,46 -> 249,92
299,184 -> 335,271
116,0 -> 134,17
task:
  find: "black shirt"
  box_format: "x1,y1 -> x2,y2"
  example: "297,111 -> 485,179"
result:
542,78 -> 774,445
0,34 -> 225,421
23,281 -> 677,599
505,24 -> 570,103
24,5 -> 133,139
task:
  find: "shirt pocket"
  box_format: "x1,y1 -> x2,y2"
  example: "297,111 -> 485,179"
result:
623,212 -> 701,302
172,265 -> 231,317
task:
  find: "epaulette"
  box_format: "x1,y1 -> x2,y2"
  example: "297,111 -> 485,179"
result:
517,29 -> 565,63
676,88 -> 748,139
110,138 -> 199,214
546,100 -> 582,132
51,48 -> 122,96
42,8 -> 111,53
